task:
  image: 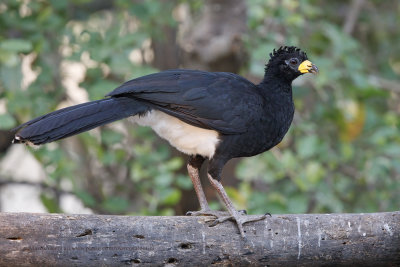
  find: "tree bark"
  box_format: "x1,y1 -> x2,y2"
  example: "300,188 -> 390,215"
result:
180,0 -> 248,72
0,212 -> 399,266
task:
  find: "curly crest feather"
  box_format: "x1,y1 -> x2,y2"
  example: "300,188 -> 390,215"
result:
265,46 -> 308,72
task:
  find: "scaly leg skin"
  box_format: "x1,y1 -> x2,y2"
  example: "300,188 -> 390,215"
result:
185,156 -> 215,216
185,155 -> 253,227
185,156 -> 242,218
207,173 -> 267,238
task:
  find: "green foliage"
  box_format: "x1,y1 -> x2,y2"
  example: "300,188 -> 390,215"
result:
1,0 -> 399,216
40,193 -> 62,213
0,113 -> 16,129
236,0 -> 400,213
0,0 -> 183,215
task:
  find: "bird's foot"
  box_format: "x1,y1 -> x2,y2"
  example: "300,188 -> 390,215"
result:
209,211 -> 269,238
186,208 -> 267,237
186,209 -> 248,217
186,209 -> 230,217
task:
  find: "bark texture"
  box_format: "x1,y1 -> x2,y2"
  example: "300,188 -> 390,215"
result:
180,0 -> 248,72
0,212 -> 399,266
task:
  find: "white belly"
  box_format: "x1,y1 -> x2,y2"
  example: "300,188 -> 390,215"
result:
132,110 -> 219,158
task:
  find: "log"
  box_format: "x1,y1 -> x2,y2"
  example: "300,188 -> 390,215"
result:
0,212 -> 399,266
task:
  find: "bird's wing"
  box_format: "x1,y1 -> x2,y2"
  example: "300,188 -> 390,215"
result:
107,69 -> 264,134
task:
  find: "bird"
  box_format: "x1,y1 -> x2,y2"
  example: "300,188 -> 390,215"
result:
12,46 -> 318,237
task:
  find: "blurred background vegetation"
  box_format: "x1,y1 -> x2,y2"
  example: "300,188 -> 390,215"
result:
0,0 -> 399,215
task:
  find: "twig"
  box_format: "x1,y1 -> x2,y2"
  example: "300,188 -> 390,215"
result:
343,0 -> 365,35
369,75 -> 400,93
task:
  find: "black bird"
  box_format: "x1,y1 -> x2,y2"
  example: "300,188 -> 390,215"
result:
12,46 -> 318,237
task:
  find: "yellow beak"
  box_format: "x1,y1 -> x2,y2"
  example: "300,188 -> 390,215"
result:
298,60 -> 319,74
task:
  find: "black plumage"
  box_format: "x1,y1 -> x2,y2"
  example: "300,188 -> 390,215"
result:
13,46 -> 318,237
13,97 -> 149,145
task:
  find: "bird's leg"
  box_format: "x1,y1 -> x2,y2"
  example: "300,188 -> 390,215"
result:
186,155 -> 229,217
186,155 -> 209,212
207,173 -> 267,238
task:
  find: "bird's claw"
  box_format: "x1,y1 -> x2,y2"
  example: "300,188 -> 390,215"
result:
186,209 -> 230,217
208,211 -> 267,238
238,209 -> 247,215
234,213 -> 268,237
187,209 -> 268,238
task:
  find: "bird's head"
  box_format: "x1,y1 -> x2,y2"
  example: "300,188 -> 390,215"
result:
265,46 -> 318,82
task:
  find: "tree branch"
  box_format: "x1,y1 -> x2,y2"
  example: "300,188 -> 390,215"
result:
369,75 -> 400,93
343,0 -> 365,35
0,212 -> 399,266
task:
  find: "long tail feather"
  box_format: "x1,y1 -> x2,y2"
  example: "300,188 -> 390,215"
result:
13,97 -> 149,145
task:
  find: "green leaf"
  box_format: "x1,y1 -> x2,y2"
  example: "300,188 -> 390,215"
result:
87,80 -> 120,100
0,39 -> 32,52
102,197 -> 129,213
305,161 -> 325,185
164,157 -> 183,171
40,194 -> 61,213
162,189 -> 181,206
0,113 -> 16,129
1,64 -> 23,89
175,174 -> 193,190
101,130 -> 123,145
75,190 -> 96,207
296,135 -> 319,158
288,194 -> 308,213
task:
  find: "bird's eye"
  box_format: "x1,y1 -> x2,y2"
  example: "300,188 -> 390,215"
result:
289,58 -> 298,65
